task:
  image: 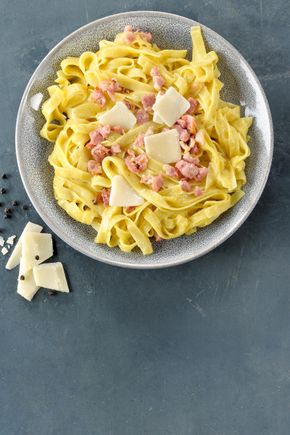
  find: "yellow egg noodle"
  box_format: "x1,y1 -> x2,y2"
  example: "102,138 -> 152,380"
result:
40,26 -> 252,255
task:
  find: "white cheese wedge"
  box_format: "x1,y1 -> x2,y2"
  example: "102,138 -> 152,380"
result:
152,86 -> 190,127
21,232 -> 53,274
99,102 -> 136,131
109,175 -> 144,207
17,258 -> 39,302
30,92 -> 43,111
153,93 -> 163,124
1,247 -> 8,255
144,129 -> 181,164
6,235 -> 16,246
33,262 -> 69,293
6,222 -> 43,270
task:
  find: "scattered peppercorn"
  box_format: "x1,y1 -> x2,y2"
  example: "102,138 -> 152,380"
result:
48,290 -> 57,296
22,204 -> 29,210
4,214 -> 11,219
20,275 -> 25,281
12,200 -> 18,206
1,188 -> 6,194
1,173 -> 7,179
4,208 -> 12,214
35,255 -> 40,260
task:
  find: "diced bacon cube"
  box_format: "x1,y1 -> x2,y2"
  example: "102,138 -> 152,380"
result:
125,152 -> 148,174
101,188 -> 110,206
163,164 -> 179,178
176,118 -> 187,129
112,125 -> 125,135
98,125 -> 111,138
133,134 -> 145,148
87,160 -> 102,175
175,159 -> 199,179
140,174 -> 153,185
150,66 -> 165,90
196,167 -> 208,181
124,206 -> 136,213
123,26 -> 136,43
86,142 -> 97,150
183,153 -> 200,165
91,144 -> 111,163
136,109 -> 150,124
194,186 -> 203,196
141,94 -> 156,111
89,130 -> 103,146
180,179 -> 192,192
98,79 -> 122,101
111,143 -> 121,154
187,97 -> 198,115
89,125 -> 111,146
91,88 -> 106,107
175,124 -> 190,142
152,174 -> 164,192
181,114 -> 197,134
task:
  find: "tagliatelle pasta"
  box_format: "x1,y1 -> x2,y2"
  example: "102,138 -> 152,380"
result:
40,26 -> 252,255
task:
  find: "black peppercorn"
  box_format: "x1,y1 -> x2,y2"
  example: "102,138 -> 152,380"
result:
1,173 -> 7,179
12,200 -> 18,206
1,188 -> 6,194
4,208 -> 12,214
35,255 -> 40,260
20,275 -> 25,281
22,204 -> 29,210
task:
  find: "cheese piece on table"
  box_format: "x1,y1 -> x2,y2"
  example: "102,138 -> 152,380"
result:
30,92 -> 43,111
99,102 -> 136,131
153,93 -> 163,124
109,175 -> 144,207
6,221 -> 43,270
152,87 -> 190,127
33,262 -> 69,293
144,129 -> 181,164
17,258 -> 39,301
21,232 -> 53,274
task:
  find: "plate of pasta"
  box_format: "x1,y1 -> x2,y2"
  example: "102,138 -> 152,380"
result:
16,11 -> 273,268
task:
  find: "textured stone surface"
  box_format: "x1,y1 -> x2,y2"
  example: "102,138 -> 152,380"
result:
0,1 -> 290,434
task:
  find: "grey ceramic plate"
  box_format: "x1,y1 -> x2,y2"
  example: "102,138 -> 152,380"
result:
16,11 -> 273,269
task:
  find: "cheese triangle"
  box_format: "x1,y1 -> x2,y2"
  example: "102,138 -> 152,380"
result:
144,129 -> 181,164
21,232 -> 53,274
17,257 -> 39,301
6,221 -> 43,270
33,262 -> 69,293
152,87 -> 190,127
109,175 -> 144,207
99,102 -> 136,131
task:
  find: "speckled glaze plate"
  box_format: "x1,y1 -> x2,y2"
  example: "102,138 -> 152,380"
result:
15,11 -> 273,269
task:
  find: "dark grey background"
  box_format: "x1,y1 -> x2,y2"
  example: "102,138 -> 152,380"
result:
0,1 -> 289,434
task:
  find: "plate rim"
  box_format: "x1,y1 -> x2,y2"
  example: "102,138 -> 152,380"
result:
15,10 -> 274,269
